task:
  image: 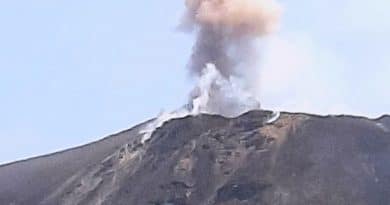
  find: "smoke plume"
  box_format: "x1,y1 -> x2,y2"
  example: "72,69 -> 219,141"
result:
140,0 -> 282,140
181,0 -> 282,77
188,63 -> 261,116
182,0 -> 282,117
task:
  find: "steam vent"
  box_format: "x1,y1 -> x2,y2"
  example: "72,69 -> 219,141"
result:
1,110 -> 390,205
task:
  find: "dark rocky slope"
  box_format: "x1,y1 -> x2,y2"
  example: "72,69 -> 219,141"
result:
1,111 -> 390,205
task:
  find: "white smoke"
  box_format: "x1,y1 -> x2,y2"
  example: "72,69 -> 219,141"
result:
140,109 -> 189,143
189,63 -> 261,117
140,63 -> 261,143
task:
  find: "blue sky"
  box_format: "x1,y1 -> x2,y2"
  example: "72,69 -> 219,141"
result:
1,0 -> 389,164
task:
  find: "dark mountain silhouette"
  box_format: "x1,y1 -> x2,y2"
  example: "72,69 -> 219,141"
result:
1,110 -> 390,205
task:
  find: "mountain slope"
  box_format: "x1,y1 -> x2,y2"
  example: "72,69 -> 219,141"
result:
1,111 -> 390,205
0,121 -> 149,205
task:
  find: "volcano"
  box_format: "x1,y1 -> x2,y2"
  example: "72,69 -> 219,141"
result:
1,110 -> 390,205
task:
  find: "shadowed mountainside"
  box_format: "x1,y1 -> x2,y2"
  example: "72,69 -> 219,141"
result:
0,110 -> 390,205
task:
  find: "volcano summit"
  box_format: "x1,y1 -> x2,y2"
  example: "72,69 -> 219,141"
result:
1,111 -> 390,205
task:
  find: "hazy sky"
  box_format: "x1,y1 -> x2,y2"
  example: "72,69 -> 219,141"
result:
1,0 -> 389,164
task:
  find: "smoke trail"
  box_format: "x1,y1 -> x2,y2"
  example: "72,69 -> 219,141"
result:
188,63 -> 261,117
181,0 -> 282,77
140,64 -> 260,143
181,0 -> 282,117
